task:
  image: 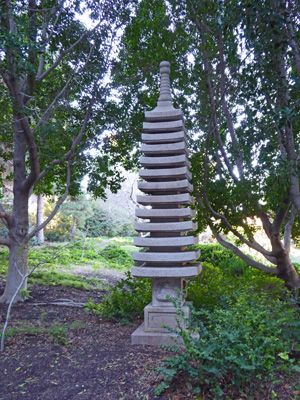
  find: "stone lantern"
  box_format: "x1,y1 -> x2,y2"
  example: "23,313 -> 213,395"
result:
131,61 -> 201,345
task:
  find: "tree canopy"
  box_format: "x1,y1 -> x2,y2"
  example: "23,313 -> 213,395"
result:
111,0 -> 300,288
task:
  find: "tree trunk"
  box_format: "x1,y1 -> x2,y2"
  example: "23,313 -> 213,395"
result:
36,194 -> 44,245
0,191 -> 30,303
0,114 -> 30,304
271,234 -> 300,290
0,239 -> 29,304
70,217 -> 77,235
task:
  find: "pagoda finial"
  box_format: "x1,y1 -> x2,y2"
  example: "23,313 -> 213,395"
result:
158,61 -> 172,102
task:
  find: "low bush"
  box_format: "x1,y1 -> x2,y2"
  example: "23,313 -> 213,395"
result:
86,271 -> 151,323
98,244 -> 133,270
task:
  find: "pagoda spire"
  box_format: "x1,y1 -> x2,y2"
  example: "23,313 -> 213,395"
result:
158,61 -> 172,102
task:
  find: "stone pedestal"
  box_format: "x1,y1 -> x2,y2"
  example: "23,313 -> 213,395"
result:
131,61 -> 201,345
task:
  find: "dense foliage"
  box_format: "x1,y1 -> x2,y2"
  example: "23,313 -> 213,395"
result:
111,0 -> 300,287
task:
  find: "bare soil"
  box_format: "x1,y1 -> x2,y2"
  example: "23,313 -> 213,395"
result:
1,272 -> 300,400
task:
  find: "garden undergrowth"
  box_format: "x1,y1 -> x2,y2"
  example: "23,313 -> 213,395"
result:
87,244 -> 300,398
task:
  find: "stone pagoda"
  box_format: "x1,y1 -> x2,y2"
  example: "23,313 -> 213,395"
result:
131,61 -> 201,346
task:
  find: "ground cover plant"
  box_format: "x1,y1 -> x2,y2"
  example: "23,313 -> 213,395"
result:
0,238 -> 134,279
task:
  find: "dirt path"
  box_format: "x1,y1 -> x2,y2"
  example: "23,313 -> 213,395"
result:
66,264 -> 127,284
0,282 -> 172,400
1,270 -> 299,400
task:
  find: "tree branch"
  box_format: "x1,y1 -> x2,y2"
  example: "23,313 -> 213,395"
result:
34,39 -> 95,134
212,230 -> 279,274
0,235 -> 10,246
284,205 -> 296,253
196,15 -> 238,183
0,203 -> 10,227
18,113 -> 40,192
36,21 -> 101,82
36,99 -> 94,182
285,4 -> 300,81
272,203 -> 289,235
37,0 -> 66,78
32,73 -> 74,133
27,161 -> 72,240
199,194 -> 274,257
216,29 -> 244,178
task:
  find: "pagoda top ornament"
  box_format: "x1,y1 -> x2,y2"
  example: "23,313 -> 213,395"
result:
145,61 -> 182,120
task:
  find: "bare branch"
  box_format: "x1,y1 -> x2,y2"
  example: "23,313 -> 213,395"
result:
199,194 -> 274,257
212,230 -> 279,274
1,250 -> 60,351
27,161 -> 72,240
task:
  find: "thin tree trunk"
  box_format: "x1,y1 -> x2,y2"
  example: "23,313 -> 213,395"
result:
36,194 -> 44,244
70,216 -> 77,235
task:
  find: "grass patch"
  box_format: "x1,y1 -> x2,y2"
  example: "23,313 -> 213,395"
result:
0,238 -> 134,278
2,318 -> 86,346
29,271 -> 109,290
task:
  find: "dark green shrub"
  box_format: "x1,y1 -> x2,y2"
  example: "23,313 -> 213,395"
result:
99,244 -> 133,269
86,209 -> 116,237
86,271 -> 151,323
187,261 -> 287,310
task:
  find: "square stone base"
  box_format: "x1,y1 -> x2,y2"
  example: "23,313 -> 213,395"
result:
131,323 -> 182,346
131,302 -> 191,346
144,303 -> 190,332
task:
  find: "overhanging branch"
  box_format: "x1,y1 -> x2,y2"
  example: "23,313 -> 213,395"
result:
36,99 -> 94,182
212,230 -> 279,274
199,194 -> 274,258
